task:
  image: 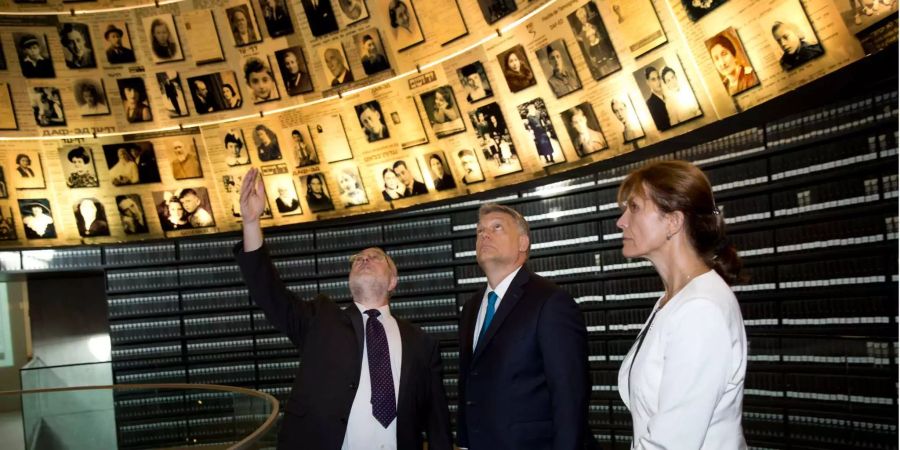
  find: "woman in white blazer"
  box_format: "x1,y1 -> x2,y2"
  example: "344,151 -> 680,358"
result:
615,160 -> 748,449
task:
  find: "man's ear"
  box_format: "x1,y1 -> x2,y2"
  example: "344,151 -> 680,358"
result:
518,234 -> 530,253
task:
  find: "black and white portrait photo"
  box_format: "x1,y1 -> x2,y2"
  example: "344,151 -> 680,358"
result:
517,98 -> 565,166
265,173 -> 303,216
301,0 -> 339,37
187,71 -> 242,114
28,87 -> 66,127
288,127 -> 319,167
420,85 -> 466,138
224,129 -> 251,166
253,124 -> 282,161
356,30 -> 391,75
320,45 -> 355,87
73,198 -> 111,238
223,174 -> 274,219
609,94 -> 645,143
59,145 -> 100,188
259,0 -> 295,37
227,4 -> 263,47
102,23 -> 136,65
143,14 -> 184,63
468,102 -> 521,177
117,77 -> 153,123
384,0 -> 425,51
355,100 -> 390,142
276,46 -> 314,95
58,22 -> 97,69
337,0 -> 369,24
116,194 -> 150,234
763,1 -> 824,71
568,1 -> 620,80
19,199 -> 56,239
102,141 -> 162,186
12,151 -> 46,189
156,71 -> 189,118
0,207 -> 17,241
14,33 -> 54,78
152,187 -> 216,231
682,0 -> 728,21
167,138 -> 203,180
536,40 -> 582,98
243,56 -> 281,103
303,172 -> 335,213
477,0 -> 516,24
424,151 -> 456,191
497,45 -> 536,93
333,166 -> 369,207
74,79 -> 110,116
452,148 -> 485,185
560,102 -> 607,157
633,56 -> 702,132
384,158 -> 428,197
457,62 -> 493,103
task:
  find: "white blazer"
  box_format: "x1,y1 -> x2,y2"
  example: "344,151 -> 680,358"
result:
618,270 -> 748,449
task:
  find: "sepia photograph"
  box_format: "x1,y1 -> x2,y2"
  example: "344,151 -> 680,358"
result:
468,102 -> 521,177
115,194 -> 150,234
0,207 -> 16,241
28,87 -> 66,127
19,198 -> 56,239
227,3 -> 263,46
58,22 -> 97,69
59,145 -> 100,188
74,79 -> 110,116
288,127 -> 319,167
337,0 -> 369,24
303,172 -> 335,212
356,29 -> 391,75
144,14 -> 185,63
224,173 -> 273,219
276,46 -> 314,95
536,39 -> 582,98
102,141 -> 162,186
14,33 -> 54,78
333,165 -> 369,207
375,158 -> 427,199
385,97 -> 428,149
609,94 -> 645,143
152,187 -> 216,231
12,151 -> 46,189
188,71 -> 242,114
477,0 -> 516,24
497,45 -> 536,93
384,0 -> 425,51
259,0 -> 295,37
424,151 -> 456,191
320,44 -> 355,87
301,0 -> 339,37
560,102 -> 607,157
252,124 -> 283,161
355,100 -> 390,142
73,198 -> 110,238
102,22 -> 136,65
517,98 -> 565,166
311,115 -> 353,162
243,56 -> 281,103
452,148 -> 485,185
762,0 -> 824,71
117,77 -> 153,123
420,85 -> 466,138
0,83 -> 16,130
633,55 -> 702,132
156,71 -> 189,118
224,128 -> 251,166
166,138 -> 203,180
457,61 -> 493,103
182,10 -> 225,64
682,0 -> 728,21
265,172 -> 303,216
705,27 -> 759,96
568,1 -> 620,80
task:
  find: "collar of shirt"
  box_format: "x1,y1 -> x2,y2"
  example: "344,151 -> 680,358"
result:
354,302 -> 392,321
473,265 -> 522,349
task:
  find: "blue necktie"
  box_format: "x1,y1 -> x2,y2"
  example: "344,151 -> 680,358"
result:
365,309 -> 396,428
478,291 -> 499,343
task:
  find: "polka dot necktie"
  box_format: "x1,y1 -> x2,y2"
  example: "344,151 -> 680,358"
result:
365,309 -> 396,428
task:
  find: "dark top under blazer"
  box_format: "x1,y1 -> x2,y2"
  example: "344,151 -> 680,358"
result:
457,267 -> 591,450
236,244 -> 453,450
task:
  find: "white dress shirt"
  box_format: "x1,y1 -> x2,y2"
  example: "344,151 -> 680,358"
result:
472,266 -> 521,350
618,270 -> 747,449
342,303 -> 402,450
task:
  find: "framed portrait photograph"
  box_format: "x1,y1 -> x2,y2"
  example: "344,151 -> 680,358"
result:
301,172 -> 335,212
156,71 -> 189,118
28,87 -> 66,127
265,172 -> 303,216
633,55 -> 703,132
383,0 -> 425,51
517,98 -> 566,166
102,141 -> 162,186
166,138 -> 203,180
13,33 -> 54,78
477,0 -> 516,24
276,46 -> 314,95
72,198 -> 111,237
223,173 -> 273,219
101,22 -> 137,65
682,0 -> 728,21
152,187 -> 216,231
224,128 -> 251,166
497,45 -> 536,93
356,29 -> 391,76
74,79 -> 110,116
560,102 -> 608,157
300,0 -> 339,37
258,0 -> 295,37
374,158 -> 427,200
0,207 -> 17,241
0,83 -> 16,130
58,22 -> 97,69
11,151 -> 45,189
567,1 -> 620,80
320,44 -> 355,87
536,39 -> 582,98
452,148 -> 485,185
0,167 -> 8,198
19,198 -> 56,239
705,27 -> 759,96
226,3 -> 263,47
423,151 -> 456,191
457,61 -> 493,103
468,102 -> 522,177
336,0 -> 370,25
252,124 -> 283,162
355,100 -> 391,142
182,10 -> 226,65
762,0 -> 824,72
0,39 -> 6,70
608,94 -> 645,143
311,115 -> 353,163
420,85 -> 466,138
117,77 -> 153,123
287,126 -> 319,167
188,71 -> 243,113
115,194 -> 150,234
332,165 -> 369,207
385,96 -> 428,149
243,56 -> 281,103
143,14 -> 185,63
59,145 -> 100,188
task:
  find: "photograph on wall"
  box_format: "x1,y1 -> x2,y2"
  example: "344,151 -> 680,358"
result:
355,100 -> 390,142
560,102 -> 607,157
251,124 -> 283,161
73,198 -> 111,238
320,44 -> 355,87
101,22 -> 137,65
143,14 -> 185,63
517,98 -> 565,166
19,198 -> 56,239
74,79 -> 110,116
332,165 -> 369,207
452,148 -> 485,185
0,41 -> 6,70
385,96 -> 428,149
705,27 -> 759,96
0,207 -> 17,241
59,145 -> 100,188
275,46 -> 314,95
568,1 -> 620,80
13,33 -> 55,78
356,29 -> 391,76
11,151 -> 45,189
468,102 -> 521,177
311,115 -> 353,163
420,85 -> 466,138
477,0 -> 516,24
607,0 -> 666,58
457,61 -> 493,103
682,0 -> 728,21
182,10 -> 226,64
117,77 -> 153,123
536,39 -> 582,98
837,0 -> 898,34
224,128 -> 251,166
383,0 -> 425,51
287,127 -> 319,167
300,0 -> 339,37
115,194 -> 150,234
152,187 -> 216,231
58,23 -> 97,69
301,172 -> 335,212
242,56 -> 281,103
0,167 -> 7,198
223,173 -> 273,219
337,0 -> 370,24
259,0 -> 295,37
762,0 -> 824,71
374,158 -> 428,200
609,94 -> 644,143
102,141 -> 162,186
166,138 -> 203,180
423,151 -> 456,191
264,171 -> 303,216
497,45 -> 537,93
188,71 -> 243,114
28,87 -> 66,127
633,55 -> 702,132
156,71 -> 189,118
227,3 -> 263,46
0,83 -> 18,130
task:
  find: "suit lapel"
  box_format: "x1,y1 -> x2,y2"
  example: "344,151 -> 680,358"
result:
472,268 -> 531,363
461,287 -> 486,362
396,320 -> 414,413
346,306 -> 365,371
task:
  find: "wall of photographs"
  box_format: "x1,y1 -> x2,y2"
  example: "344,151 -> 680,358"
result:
0,0 -> 894,247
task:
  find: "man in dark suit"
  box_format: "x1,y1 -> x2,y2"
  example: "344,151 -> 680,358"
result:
393,160 -> 427,197
104,25 -> 136,65
643,66 -> 671,131
235,167 -> 453,450
18,34 -> 54,78
457,203 -> 591,450
300,0 -> 339,37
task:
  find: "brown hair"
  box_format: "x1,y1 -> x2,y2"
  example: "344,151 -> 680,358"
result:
617,160 -> 743,285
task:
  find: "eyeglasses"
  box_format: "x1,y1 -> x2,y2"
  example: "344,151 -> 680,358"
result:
350,252 -> 386,265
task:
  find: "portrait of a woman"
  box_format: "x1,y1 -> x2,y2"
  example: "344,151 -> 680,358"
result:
148,17 -> 180,61
74,198 -> 110,237
498,46 -> 536,93
305,173 -> 335,212
118,78 -> 153,123
705,30 -> 759,96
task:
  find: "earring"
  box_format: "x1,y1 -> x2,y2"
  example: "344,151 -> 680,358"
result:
666,233 -> 672,241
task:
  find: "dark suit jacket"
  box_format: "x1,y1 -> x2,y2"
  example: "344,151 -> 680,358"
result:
405,180 -> 427,196
236,245 -> 453,450
646,93 -> 671,131
457,267 -> 590,450
300,0 -> 338,37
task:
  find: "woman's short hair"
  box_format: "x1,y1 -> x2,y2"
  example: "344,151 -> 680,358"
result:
68,146 -> 90,163
224,132 -> 243,149
706,34 -> 737,56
